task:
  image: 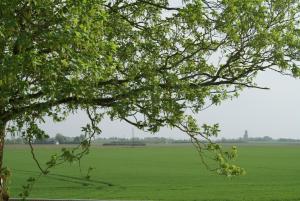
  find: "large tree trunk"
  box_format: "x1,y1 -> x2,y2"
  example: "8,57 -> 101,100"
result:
0,120 -> 7,201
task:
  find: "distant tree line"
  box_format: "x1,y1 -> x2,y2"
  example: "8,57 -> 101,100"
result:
6,135 -> 191,145
5,133 -> 86,145
6,135 -> 300,145
216,136 -> 300,143
94,137 -> 191,145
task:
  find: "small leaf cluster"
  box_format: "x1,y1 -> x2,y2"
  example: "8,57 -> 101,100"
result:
19,177 -> 35,200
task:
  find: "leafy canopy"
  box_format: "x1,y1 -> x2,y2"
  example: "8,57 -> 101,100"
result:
0,0 -> 299,193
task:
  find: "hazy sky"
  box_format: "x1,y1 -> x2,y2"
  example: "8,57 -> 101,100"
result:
41,70 -> 300,140
41,1 -> 300,140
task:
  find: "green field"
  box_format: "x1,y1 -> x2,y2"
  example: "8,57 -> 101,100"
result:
4,144 -> 300,201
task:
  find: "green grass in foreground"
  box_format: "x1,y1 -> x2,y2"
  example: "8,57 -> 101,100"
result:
4,144 -> 300,201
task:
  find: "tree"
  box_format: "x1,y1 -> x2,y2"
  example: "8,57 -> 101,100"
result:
0,0 -> 299,199
54,133 -> 66,144
73,135 -> 86,144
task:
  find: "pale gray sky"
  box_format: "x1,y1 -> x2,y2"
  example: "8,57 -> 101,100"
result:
41,70 -> 300,140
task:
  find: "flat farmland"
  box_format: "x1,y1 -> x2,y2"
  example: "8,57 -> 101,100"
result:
4,144 -> 300,201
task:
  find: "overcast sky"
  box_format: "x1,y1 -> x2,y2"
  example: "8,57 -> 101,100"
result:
41,1 -> 300,140
41,70 -> 300,140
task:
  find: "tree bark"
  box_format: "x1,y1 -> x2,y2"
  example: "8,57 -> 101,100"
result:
0,120 -> 7,201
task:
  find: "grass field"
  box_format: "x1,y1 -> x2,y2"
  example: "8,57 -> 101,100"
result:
4,144 -> 300,201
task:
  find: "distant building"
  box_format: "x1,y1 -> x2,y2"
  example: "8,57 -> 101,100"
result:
243,130 -> 249,140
